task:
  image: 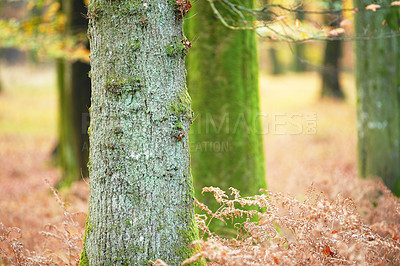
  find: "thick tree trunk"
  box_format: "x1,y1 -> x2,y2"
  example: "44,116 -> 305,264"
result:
80,1 -> 198,265
354,0 -> 400,195
57,0 -> 91,188
321,1 -> 344,99
185,1 -> 266,214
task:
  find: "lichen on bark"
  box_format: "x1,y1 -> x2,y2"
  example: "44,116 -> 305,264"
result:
81,0 -> 198,264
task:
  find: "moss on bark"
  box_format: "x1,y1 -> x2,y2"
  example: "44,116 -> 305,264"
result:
81,0 -> 198,264
185,1 -> 266,226
354,0 -> 400,195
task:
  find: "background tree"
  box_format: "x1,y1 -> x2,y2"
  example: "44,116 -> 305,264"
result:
354,0 -> 400,195
56,0 -> 91,188
321,0 -> 345,99
80,0 -> 198,264
292,2 -> 307,72
185,1 -> 266,215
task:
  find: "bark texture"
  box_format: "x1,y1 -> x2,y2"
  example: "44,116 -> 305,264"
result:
57,0 -> 91,188
185,1 -> 266,213
354,0 -> 400,195
80,1 -> 198,264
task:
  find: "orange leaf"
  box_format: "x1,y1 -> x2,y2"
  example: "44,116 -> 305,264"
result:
295,19 -> 301,28
323,245 -> 334,256
391,1 -> 400,6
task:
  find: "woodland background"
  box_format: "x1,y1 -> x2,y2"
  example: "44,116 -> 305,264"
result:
0,0 -> 399,265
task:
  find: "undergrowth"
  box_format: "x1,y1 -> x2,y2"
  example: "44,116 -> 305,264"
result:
183,184 -> 400,265
0,180 -> 84,265
1,179 -> 399,265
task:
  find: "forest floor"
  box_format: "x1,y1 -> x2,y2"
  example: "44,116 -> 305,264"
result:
0,64 -> 397,264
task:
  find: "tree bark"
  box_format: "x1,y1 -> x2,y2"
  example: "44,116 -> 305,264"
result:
80,1 -> 198,265
185,1 -> 266,214
56,0 -> 91,188
354,0 -> 400,195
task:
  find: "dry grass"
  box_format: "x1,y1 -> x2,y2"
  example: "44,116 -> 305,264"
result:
0,65 -> 399,265
184,184 -> 400,265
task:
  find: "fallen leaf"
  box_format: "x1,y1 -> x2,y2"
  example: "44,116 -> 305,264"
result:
323,245 -> 334,256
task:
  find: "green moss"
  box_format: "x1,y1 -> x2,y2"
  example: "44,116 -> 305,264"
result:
130,40 -> 140,52
169,89 -> 192,118
185,0 -> 266,234
105,76 -> 141,95
87,2 -> 104,21
174,219 -> 202,265
166,38 -> 186,57
79,219 -> 93,266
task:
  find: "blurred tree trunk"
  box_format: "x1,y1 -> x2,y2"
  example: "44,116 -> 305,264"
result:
321,1 -> 344,99
270,46 -> 284,75
354,0 -> 400,195
185,1 -> 266,219
80,1 -> 198,264
56,0 -> 91,188
292,3 -> 307,72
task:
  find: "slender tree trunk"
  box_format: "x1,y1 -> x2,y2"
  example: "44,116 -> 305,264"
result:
269,46 -> 284,75
321,1 -> 344,99
80,1 -> 198,264
354,0 -> 400,195
321,39 -> 344,99
56,0 -> 91,188
292,3 -> 307,72
185,1 -> 266,215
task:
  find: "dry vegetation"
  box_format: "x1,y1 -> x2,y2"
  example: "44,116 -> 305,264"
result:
0,65 -> 399,265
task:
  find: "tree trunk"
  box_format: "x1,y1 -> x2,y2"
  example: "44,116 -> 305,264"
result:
80,1 -> 198,264
56,0 -> 91,188
269,46 -> 284,75
321,1 -> 344,99
321,39 -> 344,99
292,3 -> 307,72
185,1 -> 266,214
354,0 -> 400,195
